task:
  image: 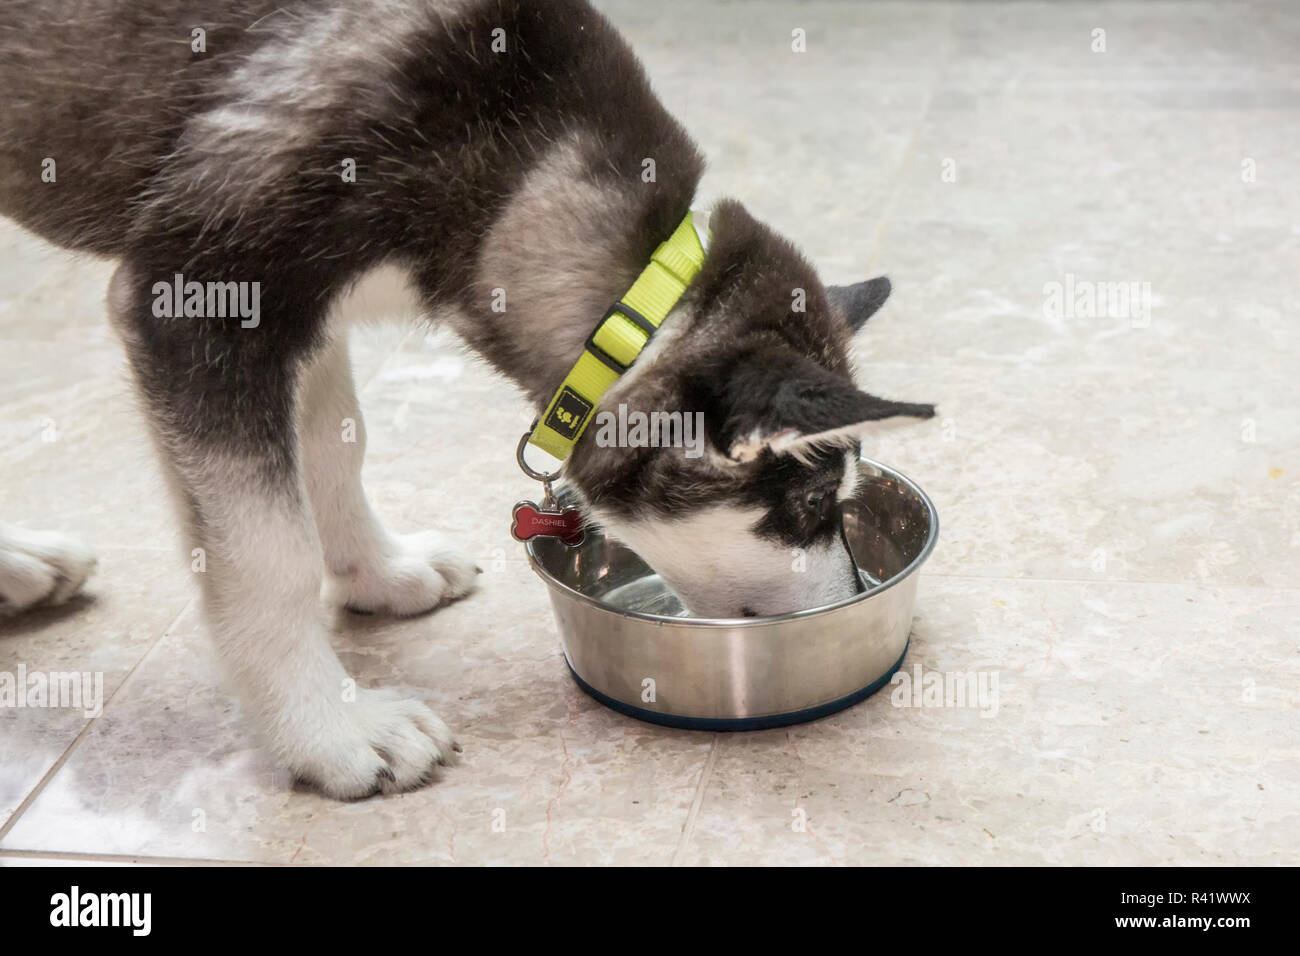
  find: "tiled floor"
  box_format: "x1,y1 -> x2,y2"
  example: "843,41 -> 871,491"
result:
2,0 -> 1297,865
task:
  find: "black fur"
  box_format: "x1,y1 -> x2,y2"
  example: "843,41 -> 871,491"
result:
567,200 -> 932,548
0,0 -> 938,794
2,0 -> 703,482
1,0 -> 930,546
828,276 -> 892,331
705,346 -> 935,455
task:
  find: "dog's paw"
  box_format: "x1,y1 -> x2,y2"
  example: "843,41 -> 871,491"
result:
326,531 -> 479,616
290,688 -> 460,799
0,525 -> 97,616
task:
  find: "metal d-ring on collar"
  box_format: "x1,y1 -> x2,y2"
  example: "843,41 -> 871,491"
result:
516,426 -> 562,509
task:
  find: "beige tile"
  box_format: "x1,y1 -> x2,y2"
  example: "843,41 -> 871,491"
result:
0,563 -> 713,864
0,353 -> 179,551
347,327 -> 547,559
595,1 -> 947,278
2,0 -> 1298,867
0,547 -> 189,828
674,577 -> 1300,865
855,361 -> 1299,589
938,0 -> 1300,107
0,230 -> 115,342
892,106 -> 1300,231
861,221 -> 1300,374
0,852 -> 171,866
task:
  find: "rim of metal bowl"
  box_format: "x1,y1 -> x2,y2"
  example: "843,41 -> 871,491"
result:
524,456 -> 940,629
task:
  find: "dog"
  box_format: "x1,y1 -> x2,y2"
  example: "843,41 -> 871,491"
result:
0,0 -> 934,798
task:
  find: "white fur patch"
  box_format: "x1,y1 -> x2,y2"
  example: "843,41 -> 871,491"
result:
182,450 -> 461,798
472,133 -> 642,396
731,416 -> 922,466
0,523 -> 97,614
838,449 -> 862,503
159,0 -> 476,224
298,330 -> 478,613
591,504 -> 858,619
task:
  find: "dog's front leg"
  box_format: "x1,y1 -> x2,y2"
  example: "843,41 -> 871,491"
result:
298,333 -> 478,615
108,265 -> 457,798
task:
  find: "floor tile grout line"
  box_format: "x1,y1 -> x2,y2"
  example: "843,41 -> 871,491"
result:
863,89 -> 933,272
0,848 -> 280,867
844,359 -> 1300,374
861,5 -> 952,273
0,597 -> 196,845
921,572 -> 1300,590
670,734 -> 720,867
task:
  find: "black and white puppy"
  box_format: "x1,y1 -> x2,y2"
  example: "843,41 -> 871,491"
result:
0,0 -> 933,797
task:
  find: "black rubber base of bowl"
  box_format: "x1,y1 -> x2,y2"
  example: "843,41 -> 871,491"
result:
564,640 -> 910,732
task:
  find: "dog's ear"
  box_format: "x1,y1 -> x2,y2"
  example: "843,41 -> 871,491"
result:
827,276 -> 891,332
697,347 -> 935,464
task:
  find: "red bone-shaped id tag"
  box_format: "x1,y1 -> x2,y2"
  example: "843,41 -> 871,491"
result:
510,499 -> 584,546
513,430 -> 585,547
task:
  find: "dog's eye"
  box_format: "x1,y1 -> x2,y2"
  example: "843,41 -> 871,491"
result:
804,489 -> 832,520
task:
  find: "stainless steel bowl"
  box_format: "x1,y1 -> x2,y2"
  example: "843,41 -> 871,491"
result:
524,457 -> 938,730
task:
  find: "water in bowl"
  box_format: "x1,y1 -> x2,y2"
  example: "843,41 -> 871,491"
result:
595,567 -> 884,619
598,572 -> 690,617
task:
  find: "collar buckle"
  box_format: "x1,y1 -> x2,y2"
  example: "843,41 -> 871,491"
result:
584,300 -> 657,374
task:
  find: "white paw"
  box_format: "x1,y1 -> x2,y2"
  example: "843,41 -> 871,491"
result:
325,531 -> 480,616
0,524 -> 97,616
290,688 -> 461,799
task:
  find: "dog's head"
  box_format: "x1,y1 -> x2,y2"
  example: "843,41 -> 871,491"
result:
566,200 -> 934,618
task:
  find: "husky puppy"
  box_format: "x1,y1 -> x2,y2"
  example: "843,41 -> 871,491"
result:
0,0 -> 933,797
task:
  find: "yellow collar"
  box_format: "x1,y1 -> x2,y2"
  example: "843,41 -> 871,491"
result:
525,211 -> 708,461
